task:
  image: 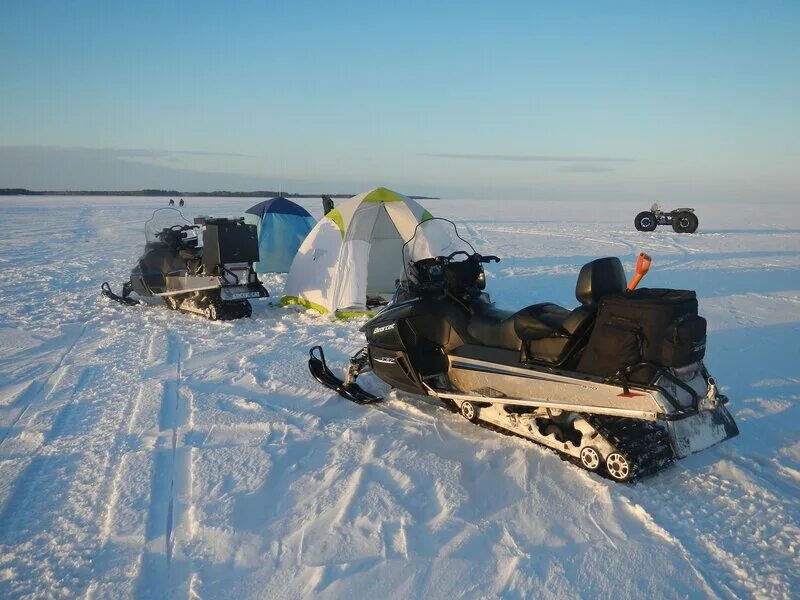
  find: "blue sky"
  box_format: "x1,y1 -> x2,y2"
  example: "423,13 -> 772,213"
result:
1,1 -> 797,201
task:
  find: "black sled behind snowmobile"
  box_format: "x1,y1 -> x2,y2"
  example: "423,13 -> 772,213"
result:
308,218 -> 738,482
102,207 -> 268,320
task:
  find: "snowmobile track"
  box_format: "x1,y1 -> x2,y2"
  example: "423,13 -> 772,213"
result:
587,416 -> 675,480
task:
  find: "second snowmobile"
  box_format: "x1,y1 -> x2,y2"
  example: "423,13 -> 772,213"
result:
102,207 -> 268,320
309,219 -> 738,481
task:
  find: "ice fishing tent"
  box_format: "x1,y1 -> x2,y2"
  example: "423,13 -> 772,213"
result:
283,187 -> 433,316
243,197 -> 316,273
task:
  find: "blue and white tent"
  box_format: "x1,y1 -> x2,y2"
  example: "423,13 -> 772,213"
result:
243,197 -> 316,273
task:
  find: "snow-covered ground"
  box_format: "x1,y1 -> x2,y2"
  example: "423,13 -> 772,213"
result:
0,196 -> 798,599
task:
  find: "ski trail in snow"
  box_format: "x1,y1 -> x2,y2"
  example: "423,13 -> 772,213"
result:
0,322 -> 87,450
99,381 -> 149,543
0,315 -> 152,598
136,330 -> 193,599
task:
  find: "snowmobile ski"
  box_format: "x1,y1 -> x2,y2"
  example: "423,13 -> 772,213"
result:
308,346 -> 382,404
101,281 -> 140,306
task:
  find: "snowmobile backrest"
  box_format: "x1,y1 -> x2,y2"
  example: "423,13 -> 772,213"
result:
575,257 -> 626,305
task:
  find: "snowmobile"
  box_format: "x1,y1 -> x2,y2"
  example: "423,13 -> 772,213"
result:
102,207 -> 268,320
635,203 -> 699,233
308,218 -> 738,481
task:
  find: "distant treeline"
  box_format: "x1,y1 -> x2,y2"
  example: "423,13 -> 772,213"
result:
0,188 -> 439,200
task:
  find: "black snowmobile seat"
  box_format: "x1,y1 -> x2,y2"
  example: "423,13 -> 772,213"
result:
514,303 -> 593,340
515,257 -> 627,364
466,303 -> 521,351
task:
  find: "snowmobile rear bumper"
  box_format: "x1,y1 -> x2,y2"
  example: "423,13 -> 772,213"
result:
666,402 -> 739,458
221,283 -> 268,301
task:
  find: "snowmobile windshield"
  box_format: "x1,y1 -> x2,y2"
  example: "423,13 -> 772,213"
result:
402,218 -> 476,276
144,208 -> 193,245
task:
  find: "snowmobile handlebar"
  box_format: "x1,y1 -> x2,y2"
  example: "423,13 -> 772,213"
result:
443,251 -> 500,264
155,224 -> 200,238
403,251 -> 495,300
445,250 -> 471,261
156,223 -> 199,239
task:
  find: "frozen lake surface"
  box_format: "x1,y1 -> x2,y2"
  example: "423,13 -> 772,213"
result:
0,196 -> 798,598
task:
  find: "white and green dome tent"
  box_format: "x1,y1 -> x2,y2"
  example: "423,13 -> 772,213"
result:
282,187 -> 433,316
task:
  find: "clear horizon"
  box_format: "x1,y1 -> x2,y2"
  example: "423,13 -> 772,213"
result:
1,1 -> 798,202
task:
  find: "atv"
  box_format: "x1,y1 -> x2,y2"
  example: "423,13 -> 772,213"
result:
635,203 -> 699,233
308,218 -> 737,482
102,207 -> 268,320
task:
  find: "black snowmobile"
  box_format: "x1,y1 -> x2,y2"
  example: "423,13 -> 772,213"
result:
102,207 -> 268,320
309,218 -> 738,481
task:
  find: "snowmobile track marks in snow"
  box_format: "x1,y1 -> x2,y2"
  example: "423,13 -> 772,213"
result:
0,322 -> 88,452
136,333 -> 195,599
0,318 -> 153,599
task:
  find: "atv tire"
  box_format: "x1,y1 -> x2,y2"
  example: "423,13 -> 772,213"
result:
672,212 -> 696,233
635,211 -> 657,231
686,212 -> 699,233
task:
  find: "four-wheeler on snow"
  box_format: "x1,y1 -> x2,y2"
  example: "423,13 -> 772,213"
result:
635,203 -> 699,233
308,218 -> 738,482
102,207 -> 268,320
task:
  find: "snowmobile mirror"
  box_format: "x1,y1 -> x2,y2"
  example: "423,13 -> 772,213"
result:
627,252 -> 652,291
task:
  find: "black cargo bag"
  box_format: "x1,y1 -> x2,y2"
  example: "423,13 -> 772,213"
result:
662,314 -> 707,367
576,314 -> 644,378
576,288 -> 706,381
